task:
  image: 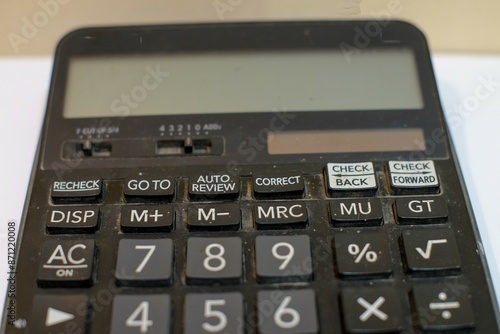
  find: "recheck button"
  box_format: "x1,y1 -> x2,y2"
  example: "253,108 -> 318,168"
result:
52,179 -> 102,198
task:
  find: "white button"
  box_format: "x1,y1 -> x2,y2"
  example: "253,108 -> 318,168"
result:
388,160 -> 439,188
326,162 -> 377,191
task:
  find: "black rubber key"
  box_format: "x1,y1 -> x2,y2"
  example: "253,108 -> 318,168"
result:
413,282 -> 474,331
341,287 -> 404,333
402,229 -> 461,276
330,198 -> 383,226
396,197 -> 448,224
110,294 -> 171,334
255,235 -> 312,282
257,289 -> 318,334
184,292 -> 244,334
186,237 -> 242,284
334,231 -> 392,279
38,240 -> 95,287
115,238 -> 174,286
121,205 -> 174,232
30,295 -> 89,334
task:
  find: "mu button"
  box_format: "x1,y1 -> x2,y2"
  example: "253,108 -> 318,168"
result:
38,240 -> 95,287
330,198 -> 383,226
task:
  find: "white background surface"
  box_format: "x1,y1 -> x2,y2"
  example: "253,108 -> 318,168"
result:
0,55 -> 499,311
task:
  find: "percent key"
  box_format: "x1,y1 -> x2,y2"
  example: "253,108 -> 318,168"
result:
334,231 -> 393,278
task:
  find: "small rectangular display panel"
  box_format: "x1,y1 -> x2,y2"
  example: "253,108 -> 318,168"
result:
267,129 -> 426,154
63,48 -> 423,118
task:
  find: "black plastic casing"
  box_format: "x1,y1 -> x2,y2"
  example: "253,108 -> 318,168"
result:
2,21 -> 499,334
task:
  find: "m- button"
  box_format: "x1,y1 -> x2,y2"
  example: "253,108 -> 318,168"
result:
326,162 -> 377,193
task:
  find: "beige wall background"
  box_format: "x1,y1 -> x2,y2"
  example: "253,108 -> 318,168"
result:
1,0 -> 499,56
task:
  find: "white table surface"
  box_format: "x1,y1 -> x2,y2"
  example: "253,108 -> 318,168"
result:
0,54 -> 499,312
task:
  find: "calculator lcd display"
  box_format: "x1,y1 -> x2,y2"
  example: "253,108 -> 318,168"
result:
63,48 -> 423,118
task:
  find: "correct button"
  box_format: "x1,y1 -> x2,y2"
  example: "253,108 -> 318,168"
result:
253,173 -> 304,198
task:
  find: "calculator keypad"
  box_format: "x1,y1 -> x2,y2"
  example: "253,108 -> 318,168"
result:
22,160 -> 493,333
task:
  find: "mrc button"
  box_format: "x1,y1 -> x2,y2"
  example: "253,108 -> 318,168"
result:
326,162 -> 377,192
51,178 -> 102,199
388,160 -> 439,192
189,173 -> 240,199
253,173 -> 304,197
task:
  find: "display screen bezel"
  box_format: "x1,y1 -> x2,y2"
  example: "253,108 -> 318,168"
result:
41,21 -> 448,168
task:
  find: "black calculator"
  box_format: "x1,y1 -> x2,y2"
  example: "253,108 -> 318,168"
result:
3,21 -> 499,334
